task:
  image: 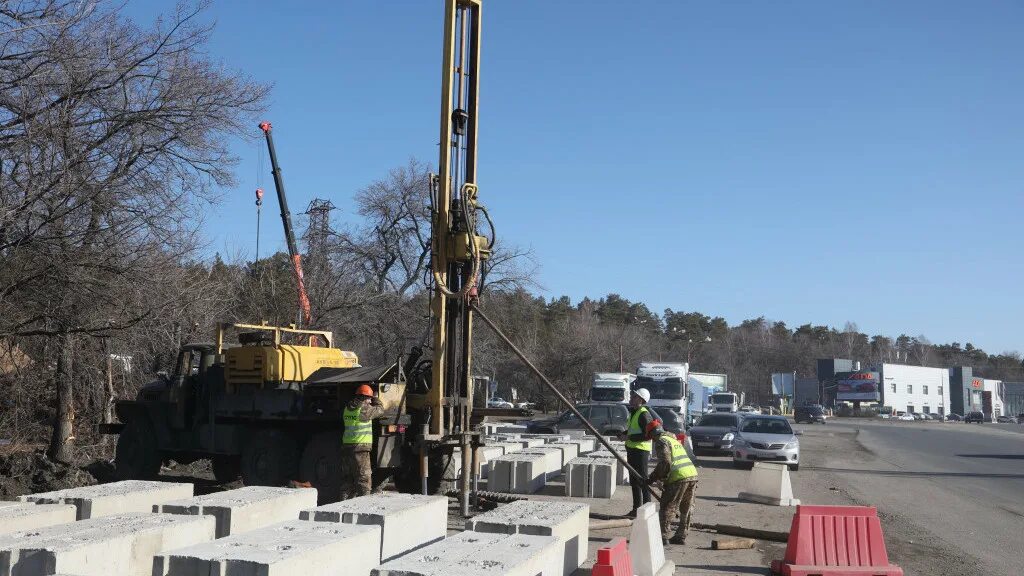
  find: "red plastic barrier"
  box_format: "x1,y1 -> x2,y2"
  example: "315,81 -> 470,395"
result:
592,537 -> 633,576
771,505 -> 903,576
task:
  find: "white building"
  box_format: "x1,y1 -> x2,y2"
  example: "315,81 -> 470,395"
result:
877,363 -> 950,416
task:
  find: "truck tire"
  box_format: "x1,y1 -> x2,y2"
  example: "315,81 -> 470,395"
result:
299,431 -> 341,504
114,417 -> 162,480
241,429 -> 298,487
212,455 -> 241,483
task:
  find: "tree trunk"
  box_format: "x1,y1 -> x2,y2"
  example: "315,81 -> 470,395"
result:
48,331 -> 75,464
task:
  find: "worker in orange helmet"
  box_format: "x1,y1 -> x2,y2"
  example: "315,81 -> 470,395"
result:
341,384 -> 385,500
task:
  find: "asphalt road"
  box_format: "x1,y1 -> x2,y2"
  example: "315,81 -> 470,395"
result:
796,419 -> 1024,575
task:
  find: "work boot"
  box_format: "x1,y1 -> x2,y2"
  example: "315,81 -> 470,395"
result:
669,535 -> 686,545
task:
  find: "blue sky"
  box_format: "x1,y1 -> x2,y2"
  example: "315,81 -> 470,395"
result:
126,1 -> 1023,353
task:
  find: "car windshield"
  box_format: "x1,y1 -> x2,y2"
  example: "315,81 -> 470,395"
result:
591,387 -> 624,402
636,377 -> 684,399
740,418 -> 793,435
710,394 -> 735,403
696,414 -> 739,427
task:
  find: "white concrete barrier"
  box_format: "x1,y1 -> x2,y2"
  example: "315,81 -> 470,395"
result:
466,500 -> 589,576
478,446 -> 506,480
590,450 -> 629,485
629,503 -> 674,576
19,480 -> 193,520
520,434 -> 571,443
154,486 -> 318,538
0,503 -> 77,536
372,530 -> 560,576
738,462 -> 800,506
0,512 -> 215,576
154,520 -> 381,576
488,453 -> 546,494
546,441 -> 580,464
300,492 -> 447,563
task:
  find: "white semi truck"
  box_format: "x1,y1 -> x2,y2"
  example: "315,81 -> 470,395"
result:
636,362 -> 689,421
710,391 -> 745,412
589,372 -> 636,403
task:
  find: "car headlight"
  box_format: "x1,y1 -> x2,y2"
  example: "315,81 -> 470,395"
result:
722,432 -> 735,441
785,440 -> 799,449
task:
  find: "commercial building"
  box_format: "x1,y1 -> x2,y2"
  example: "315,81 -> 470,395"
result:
1003,382 -> 1024,418
818,359 -> 1008,419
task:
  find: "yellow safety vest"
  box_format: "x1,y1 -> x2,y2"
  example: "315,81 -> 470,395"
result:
626,406 -> 651,451
664,435 -> 698,483
342,406 -> 372,445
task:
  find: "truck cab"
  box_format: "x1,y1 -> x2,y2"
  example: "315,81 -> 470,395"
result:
590,372 -> 635,403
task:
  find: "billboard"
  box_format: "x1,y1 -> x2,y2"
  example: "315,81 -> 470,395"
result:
836,371 -> 880,401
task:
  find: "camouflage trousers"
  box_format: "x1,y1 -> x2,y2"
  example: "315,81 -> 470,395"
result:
660,479 -> 698,540
341,446 -> 372,501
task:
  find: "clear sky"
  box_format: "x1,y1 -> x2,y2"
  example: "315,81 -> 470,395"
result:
125,1 -> 1023,353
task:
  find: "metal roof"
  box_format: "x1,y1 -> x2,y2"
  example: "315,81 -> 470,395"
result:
305,362 -> 399,385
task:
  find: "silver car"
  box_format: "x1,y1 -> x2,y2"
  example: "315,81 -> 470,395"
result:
732,415 -> 801,471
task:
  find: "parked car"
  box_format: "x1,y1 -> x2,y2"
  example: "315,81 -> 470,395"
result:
648,406 -> 685,437
946,413 -> 963,422
487,397 -> 514,409
912,413 -> 925,421
996,415 -> 1014,424
928,413 -> 943,421
794,405 -> 827,424
965,411 -> 986,424
525,402 -> 629,435
732,415 -> 801,471
687,412 -> 743,455
739,406 -> 761,414
895,413 -> 915,421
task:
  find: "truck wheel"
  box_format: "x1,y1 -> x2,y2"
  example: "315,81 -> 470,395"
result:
212,455 -> 241,483
299,432 -> 341,504
241,429 -> 298,487
114,417 -> 161,480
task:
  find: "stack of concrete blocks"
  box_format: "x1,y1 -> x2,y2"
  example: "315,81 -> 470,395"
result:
589,450 -> 630,485
154,486 -> 319,537
154,520 -> 381,576
0,502 -> 76,536
488,452 -> 547,494
372,530 -> 561,576
0,512 -> 215,576
19,480 -> 193,520
563,456 -> 616,498
299,493 -> 447,563
517,447 -> 564,480
465,500 -> 589,576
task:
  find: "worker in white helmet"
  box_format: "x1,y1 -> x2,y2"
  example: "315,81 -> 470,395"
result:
621,387 -> 654,517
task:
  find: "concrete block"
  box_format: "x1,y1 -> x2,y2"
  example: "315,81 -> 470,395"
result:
0,512 -> 215,576
19,480 -> 193,520
564,430 -> 587,438
571,436 -> 597,453
738,462 -> 801,506
372,530 -> 560,576
483,441 -> 523,455
520,434 -> 570,443
590,451 -> 629,485
299,492 -> 446,563
154,520 -> 381,576
488,453 -> 546,494
564,457 -> 616,498
494,424 -> 528,434
466,500 -> 589,576
516,448 -> 563,479
628,503 -> 673,576
154,486 -> 318,538
0,503 -> 77,536
478,446 -> 506,480
546,441 -> 580,463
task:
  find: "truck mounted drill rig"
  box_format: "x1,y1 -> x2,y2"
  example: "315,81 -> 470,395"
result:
104,0 -> 648,511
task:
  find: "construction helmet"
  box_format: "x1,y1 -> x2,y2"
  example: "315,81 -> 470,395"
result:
645,420 -> 664,439
632,388 -> 651,403
355,384 -> 374,398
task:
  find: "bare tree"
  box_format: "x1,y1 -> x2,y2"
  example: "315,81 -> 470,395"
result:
0,1 -> 268,461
